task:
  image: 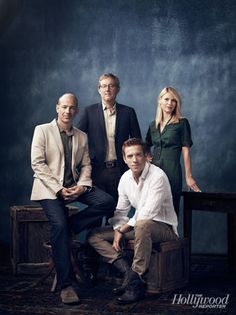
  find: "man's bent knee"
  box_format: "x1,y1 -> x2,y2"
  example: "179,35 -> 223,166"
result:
88,226 -> 113,244
135,220 -> 153,232
87,227 -> 102,243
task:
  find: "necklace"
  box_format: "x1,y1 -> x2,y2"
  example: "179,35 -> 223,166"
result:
162,116 -> 172,125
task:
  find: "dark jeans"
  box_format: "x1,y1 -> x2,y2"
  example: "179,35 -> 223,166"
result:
40,186 -> 115,289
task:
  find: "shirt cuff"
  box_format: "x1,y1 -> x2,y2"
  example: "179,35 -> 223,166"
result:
56,189 -> 63,198
82,185 -> 92,193
127,217 -> 136,227
109,217 -> 129,230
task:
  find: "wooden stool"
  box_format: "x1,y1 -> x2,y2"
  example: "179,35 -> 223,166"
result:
10,205 -> 80,275
125,238 -> 189,294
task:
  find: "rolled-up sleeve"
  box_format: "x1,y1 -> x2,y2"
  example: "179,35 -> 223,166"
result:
181,118 -> 193,148
108,177 -> 131,229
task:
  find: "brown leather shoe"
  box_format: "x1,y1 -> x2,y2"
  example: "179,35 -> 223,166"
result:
60,286 -> 80,304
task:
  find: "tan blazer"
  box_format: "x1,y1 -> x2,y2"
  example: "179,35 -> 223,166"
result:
31,119 -> 92,200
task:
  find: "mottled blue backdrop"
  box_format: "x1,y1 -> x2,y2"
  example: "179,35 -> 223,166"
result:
0,0 -> 235,254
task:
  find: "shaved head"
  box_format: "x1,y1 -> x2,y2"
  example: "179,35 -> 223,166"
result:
57,93 -> 78,107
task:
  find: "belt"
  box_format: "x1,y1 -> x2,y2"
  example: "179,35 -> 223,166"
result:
104,160 -> 117,169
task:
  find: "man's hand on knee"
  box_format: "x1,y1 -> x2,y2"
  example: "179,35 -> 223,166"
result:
112,230 -> 123,252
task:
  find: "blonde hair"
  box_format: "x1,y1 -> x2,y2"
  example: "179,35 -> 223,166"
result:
155,87 -> 182,127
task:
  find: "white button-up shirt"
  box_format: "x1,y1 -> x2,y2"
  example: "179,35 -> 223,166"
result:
109,162 -> 178,236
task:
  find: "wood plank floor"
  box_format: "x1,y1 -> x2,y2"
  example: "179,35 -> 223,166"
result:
0,253 -> 235,315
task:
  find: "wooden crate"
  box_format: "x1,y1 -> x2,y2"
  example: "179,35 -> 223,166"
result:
126,238 -> 189,294
10,205 -> 79,275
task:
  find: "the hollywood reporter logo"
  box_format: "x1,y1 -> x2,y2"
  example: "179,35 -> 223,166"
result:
172,294 -> 230,309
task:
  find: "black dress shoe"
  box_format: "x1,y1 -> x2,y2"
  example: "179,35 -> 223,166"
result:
117,270 -> 145,304
113,286 -> 126,296
117,289 -> 144,304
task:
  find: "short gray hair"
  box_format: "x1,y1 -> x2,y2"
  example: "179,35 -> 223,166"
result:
98,73 -> 120,89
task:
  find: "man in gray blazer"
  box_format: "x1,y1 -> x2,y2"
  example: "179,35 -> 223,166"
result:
78,73 -> 141,205
31,93 -> 115,304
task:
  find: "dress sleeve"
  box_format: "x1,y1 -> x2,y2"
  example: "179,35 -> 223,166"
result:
181,118 -> 193,147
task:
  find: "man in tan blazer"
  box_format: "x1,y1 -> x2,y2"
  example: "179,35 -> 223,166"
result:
31,93 -> 115,304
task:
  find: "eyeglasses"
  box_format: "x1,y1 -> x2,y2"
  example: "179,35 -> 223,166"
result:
99,84 -> 117,89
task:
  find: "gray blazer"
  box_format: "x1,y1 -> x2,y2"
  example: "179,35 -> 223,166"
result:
31,119 -> 92,200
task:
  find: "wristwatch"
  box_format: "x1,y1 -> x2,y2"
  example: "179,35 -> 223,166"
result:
116,227 -> 124,235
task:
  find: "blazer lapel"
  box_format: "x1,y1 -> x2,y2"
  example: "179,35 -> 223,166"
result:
72,128 -> 79,168
50,119 -> 64,155
115,103 -> 120,136
97,103 -> 107,138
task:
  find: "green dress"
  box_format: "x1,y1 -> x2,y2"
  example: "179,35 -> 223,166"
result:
146,118 -> 193,214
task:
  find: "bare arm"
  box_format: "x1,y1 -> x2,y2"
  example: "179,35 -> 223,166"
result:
182,146 -> 201,192
112,224 -> 133,252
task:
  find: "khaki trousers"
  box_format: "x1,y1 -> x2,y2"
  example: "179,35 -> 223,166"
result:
88,220 -> 177,276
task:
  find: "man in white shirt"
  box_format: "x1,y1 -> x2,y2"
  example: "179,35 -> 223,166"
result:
88,138 -> 178,304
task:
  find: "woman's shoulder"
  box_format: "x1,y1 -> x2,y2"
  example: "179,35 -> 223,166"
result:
179,117 -> 190,125
179,117 -> 188,122
149,120 -> 156,125
178,118 -> 192,135
149,120 -> 157,127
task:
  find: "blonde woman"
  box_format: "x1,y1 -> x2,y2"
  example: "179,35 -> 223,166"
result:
146,87 -> 201,215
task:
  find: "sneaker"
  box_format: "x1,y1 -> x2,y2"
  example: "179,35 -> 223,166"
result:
60,286 -> 80,304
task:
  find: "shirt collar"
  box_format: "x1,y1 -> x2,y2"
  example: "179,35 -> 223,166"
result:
56,121 -> 74,136
140,162 -> 150,180
128,162 -> 151,181
102,102 -> 116,111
